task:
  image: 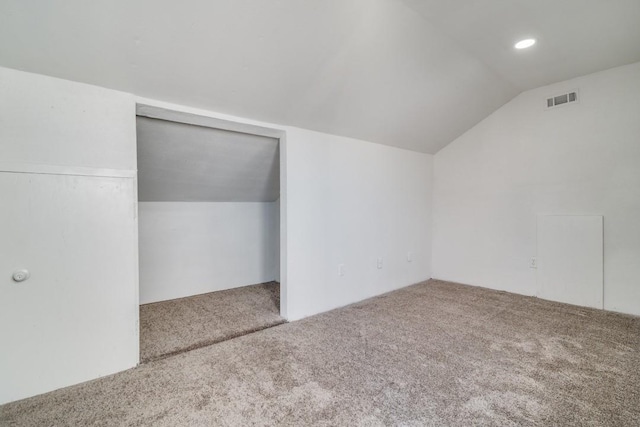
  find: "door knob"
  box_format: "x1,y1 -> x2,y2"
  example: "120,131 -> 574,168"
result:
12,270 -> 30,282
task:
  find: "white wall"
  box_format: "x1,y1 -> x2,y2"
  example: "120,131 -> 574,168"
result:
139,202 -> 279,304
433,62 -> 640,316
0,67 -> 135,171
285,128 -> 433,320
0,67 -> 139,404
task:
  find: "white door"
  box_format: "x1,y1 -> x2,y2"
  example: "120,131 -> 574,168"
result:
0,172 -> 139,404
536,215 -> 604,309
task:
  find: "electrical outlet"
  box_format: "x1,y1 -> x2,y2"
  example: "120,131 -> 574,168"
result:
338,264 -> 345,276
529,257 -> 537,269
377,258 -> 383,269
407,252 -> 413,262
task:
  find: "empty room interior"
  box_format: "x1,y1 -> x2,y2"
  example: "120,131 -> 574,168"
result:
0,1 -> 639,425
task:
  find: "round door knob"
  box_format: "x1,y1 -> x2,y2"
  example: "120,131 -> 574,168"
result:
12,270 -> 30,282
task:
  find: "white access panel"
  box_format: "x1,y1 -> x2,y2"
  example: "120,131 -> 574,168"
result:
536,215 -> 603,309
0,172 -> 139,404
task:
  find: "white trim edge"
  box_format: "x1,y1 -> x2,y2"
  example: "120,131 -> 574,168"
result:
0,163 -> 136,178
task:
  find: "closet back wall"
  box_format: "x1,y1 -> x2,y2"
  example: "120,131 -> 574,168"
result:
139,202 -> 279,304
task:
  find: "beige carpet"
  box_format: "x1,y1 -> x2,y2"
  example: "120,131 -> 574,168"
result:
140,281 -> 284,362
2,279 -> 639,426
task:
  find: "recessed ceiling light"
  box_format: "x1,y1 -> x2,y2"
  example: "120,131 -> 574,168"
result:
515,38 -> 536,49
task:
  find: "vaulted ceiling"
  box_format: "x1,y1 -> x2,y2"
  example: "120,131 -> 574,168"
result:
1,0 -> 639,153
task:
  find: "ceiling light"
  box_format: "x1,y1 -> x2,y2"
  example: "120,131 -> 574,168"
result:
515,39 -> 536,49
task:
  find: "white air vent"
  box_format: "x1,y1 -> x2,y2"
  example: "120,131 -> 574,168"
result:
546,90 -> 578,109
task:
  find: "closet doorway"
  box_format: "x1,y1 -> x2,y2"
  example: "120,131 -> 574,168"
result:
135,105 -> 286,362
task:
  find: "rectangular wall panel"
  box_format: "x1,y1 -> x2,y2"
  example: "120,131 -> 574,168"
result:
0,172 -> 139,404
537,215 -> 603,309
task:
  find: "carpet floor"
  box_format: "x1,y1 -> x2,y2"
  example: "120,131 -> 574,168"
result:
140,282 -> 284,362
2,279 -> 639,426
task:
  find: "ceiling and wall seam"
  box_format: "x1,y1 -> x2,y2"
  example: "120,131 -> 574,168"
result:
1,1 -> 638,154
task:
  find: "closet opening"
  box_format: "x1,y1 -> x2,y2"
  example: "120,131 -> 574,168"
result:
135,105 -> 287,363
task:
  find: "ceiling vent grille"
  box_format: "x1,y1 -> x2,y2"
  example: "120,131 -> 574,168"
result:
546,91 -> 578,109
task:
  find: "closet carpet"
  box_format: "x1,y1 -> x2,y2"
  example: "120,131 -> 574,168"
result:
140,281 -> 284,362
2,280 -> 639,426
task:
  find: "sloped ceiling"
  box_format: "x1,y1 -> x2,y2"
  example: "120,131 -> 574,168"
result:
1,0 -> 639,154
403,0 -> 640,91
137,117 -> 279,202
